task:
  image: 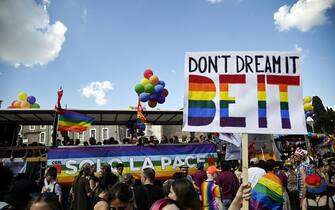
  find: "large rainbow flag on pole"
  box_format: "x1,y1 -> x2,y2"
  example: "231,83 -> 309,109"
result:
55,88 -> 94,132
249,172 -> 284,210
57,109 -> 94,132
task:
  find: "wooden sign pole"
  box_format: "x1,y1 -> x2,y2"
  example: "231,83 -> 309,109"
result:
242,133 -> 249,210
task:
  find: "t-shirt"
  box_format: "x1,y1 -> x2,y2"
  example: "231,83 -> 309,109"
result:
133,184 -> 165,210
201,180 -> 221,210
216,171 -> 238,199
193,170 -> 207,188
41,180 -> 62,197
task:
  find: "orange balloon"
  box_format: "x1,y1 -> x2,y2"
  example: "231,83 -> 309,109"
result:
149,75 -> 159,85
13,101 -> 22,108
20,101 -> 31,108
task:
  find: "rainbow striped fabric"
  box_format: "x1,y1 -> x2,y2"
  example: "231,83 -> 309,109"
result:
250,172 -> 284,210
58,109 -> 94,132
201,180 -> 221,210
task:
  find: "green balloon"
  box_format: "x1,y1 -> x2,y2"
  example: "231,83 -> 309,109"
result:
31,103 -> 40,108
144,83 -> 154,93
135,84 -> 144,94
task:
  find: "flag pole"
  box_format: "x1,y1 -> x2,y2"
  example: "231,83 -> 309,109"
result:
52,87 -> 63,147
242,133 -> 249,210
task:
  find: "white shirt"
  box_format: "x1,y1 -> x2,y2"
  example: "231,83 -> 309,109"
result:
42,180 -> 62,197
248,167 -> 266,188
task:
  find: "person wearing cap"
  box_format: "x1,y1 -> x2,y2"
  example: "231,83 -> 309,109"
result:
293,148 -> 315,200
301,174 -> 334,210
179,164 -> 194,183
200,166 -> 223,210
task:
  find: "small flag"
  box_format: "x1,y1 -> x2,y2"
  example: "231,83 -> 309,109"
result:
137,99 -> 146,123
58,109 -> 94,132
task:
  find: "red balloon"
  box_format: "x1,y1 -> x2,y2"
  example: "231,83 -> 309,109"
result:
162,88 -> 169,97
144,69 -> 153,79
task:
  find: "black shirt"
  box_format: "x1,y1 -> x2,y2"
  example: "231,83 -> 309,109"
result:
133,184 -> 164,210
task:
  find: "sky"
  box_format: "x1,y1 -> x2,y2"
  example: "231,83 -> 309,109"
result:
0,0 -> 334,110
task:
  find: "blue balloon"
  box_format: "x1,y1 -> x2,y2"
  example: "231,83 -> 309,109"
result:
154,84 -> 164,94
158,80 -> 165,87
149,93 -> 158,102
157,95 -> 165,104
139,93 -> 149,102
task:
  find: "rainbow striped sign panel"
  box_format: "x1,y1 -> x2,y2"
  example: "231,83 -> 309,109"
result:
183,51 -> 307,134
48,144 -> 217,185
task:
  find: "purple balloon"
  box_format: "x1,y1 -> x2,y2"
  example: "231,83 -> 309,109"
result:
139,93 -> 149,102
158,80 -> 165,87
149,93 -> 158,102
157,95 -> 165,104
27,96 -> 36,104
154,84 -> 164,94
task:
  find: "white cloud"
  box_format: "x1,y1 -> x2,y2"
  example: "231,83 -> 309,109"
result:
81,81 -> 114,105
294,44 -> 303,53
0,0 -> 67,67
207,0 -> 223,4
274,0 -> 335,32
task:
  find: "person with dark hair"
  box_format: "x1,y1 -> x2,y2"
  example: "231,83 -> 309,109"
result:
325,158 -> 335,196
134,168 -> 164,210
27,195 -> 62,210
216,162 -> 239,210
93,173 -> 118,210
41,167 -> 62,203
108,183 -> 134,210
150,198 -> 180,210
71,163 -> 93,210
301,174 -> 334,210
75,139 -> 80,145
172,172 -> 183,180
0,166 -> 13,209
168,178 -> 201,210
116,163 -> 124,183
192,162 -> 207,190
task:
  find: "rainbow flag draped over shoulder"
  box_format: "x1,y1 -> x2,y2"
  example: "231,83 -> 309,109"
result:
58,109 -> 94,132
250,172 -> 284,210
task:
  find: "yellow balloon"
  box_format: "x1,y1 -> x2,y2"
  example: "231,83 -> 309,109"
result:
20,101 -> 31,108
303,96 -> 312,104
140,78 -> 150,86
18,92 -> 28,101
304,103 -> 313,112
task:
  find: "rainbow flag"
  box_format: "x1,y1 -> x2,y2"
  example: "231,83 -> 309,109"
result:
250,172 -> 284,210
58,109 -> 94,132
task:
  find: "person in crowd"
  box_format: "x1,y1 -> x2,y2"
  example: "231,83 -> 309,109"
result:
249,159 -> 284,210
123,173 -> 136,189
181,135 -> 188,144
89,137 -> 97,145
27,196 -> 62,210
0,166 -> 13,209
192,162 -> 207,191
116,163 -> 125,183
83,141 -> 89,146
293,148 -> 315,200
10,137 -> 27,160
285,161 -> 299,210
227,183 -> 252,210
161,136 -> 169,144
150,198 -> 181,210
41,167 -> 62,204
75,139 -> 80,145
93,173 -> 118,210
71,163 -> 93,210
163,179 -> 174,198
169,178 -> 201,210
216,162 -> 239,210
301,173 -> 334,210
89,164 -> 99,196
248,158 -> 266,188
172,172 -> 184,180
179,164 -> 194,183
325,157 -> 335,196
134,168 -> 165,210
173,136 -> 179,144
108,183 -> 134,210
201,166 -> 223,210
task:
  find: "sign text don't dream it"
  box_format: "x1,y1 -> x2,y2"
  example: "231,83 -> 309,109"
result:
183,51 -> 307,134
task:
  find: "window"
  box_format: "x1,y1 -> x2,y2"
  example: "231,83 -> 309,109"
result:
102,128 -> 109,140
29,125 -> 35,130
40,132 -> 45,144
40,125 -> 46,129
90,129 -> 96,139
78,132 -> 85,141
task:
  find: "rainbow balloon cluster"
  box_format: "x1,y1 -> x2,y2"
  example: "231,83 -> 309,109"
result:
134,69 -> 168,108
303,96 -> 314,118
8,92 -> 40,109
